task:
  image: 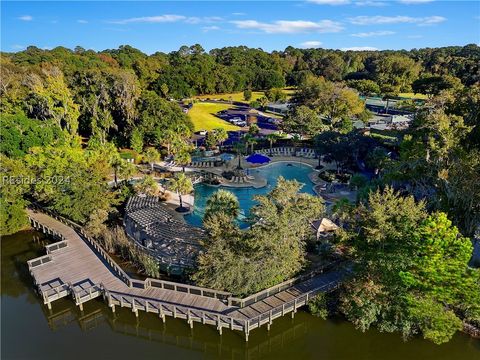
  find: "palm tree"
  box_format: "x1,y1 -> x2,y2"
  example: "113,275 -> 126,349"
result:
156,129 -> 178,156
266,133 -> 279,155
291,134 -> 301,155
168,173 -> 193,212
233,141 -> 245,169
243,133 -> 257,154
213,127 -> 228,150
259,96 -> 269,110
204,189 -> 240,222
174,149 -> 192,172
134,175 -> 160,196
143,147 -> 160,171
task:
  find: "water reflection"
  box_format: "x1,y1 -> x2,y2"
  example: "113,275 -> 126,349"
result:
2,230 -> 479,360
41,298 -> 310,360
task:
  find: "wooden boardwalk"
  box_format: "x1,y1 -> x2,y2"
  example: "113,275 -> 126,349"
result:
27,208 -> 343,341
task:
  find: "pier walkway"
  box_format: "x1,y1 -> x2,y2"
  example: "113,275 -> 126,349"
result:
27,208 -> 343,341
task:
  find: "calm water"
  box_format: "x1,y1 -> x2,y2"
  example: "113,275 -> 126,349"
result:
2,231 -> 479,360
185,162 -> 316,227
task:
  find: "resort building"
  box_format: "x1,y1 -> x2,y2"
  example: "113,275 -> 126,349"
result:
124,195 -> 205,275
265,103 -> 290,116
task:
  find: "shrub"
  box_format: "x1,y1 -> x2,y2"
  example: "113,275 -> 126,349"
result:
308,293 -> 329,319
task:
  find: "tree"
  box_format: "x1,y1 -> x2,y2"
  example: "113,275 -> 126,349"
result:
412,75 -> 463,97
143,147 -> 160,171
338,187 -> 480,344
283,105 -> 329,137
265,88 -> 287,102
243,133 -> 257,154
0,112 -> 65,158
156,129 -> 181,156
265,133 -> 280,154
403,212 -> 480,343
293,75 -> 364,132
193,178 -> 324,296
117,159 -> 136,184
24,143 -> 116,224
205,128 -> 228,150
25,66 -> 80,135
374,54 -> 421,93
130,128 -> 144,153
0,155 -> 31,235
233,141 -> 245,169
243,89 -> 252,101
168,172 -> 193,212
134,175 -> 160,196
259,96 -> 269,110
213,127 -> 228,149
346,79 -> 380,96
204,189 -> 240,223
160,83 -> 169,98
174,148 -> 192,172
349,173 -> 368,190
366,147 -> 389,175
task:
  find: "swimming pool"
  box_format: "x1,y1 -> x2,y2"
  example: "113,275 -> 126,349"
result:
184,162 -> 316,227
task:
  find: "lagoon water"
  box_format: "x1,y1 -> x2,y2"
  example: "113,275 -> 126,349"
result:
185,162 -> 316,227
2,230 -> 479,360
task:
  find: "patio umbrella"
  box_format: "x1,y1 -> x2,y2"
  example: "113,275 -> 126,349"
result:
246,153 -> 271,164
220,153 -> 235,162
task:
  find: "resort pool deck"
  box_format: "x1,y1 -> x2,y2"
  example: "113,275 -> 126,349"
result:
184,162 -> 316,227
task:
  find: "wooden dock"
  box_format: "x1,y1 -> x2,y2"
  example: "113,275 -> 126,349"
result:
27,208 -> 343,341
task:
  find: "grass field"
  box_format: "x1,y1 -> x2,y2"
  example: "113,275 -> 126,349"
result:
398,92 -> 428,100
193,88 -> 296,103
188,103 -> 241,132
193,91 -> 265,102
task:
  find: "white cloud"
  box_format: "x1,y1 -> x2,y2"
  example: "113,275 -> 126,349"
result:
398,0 -> 434,4
307,0 -> 351,5
351,30 -> 395,37
341,46 -> 378,51
109,15 -> 186,24
109,14 -> 223,26
407,34 -> 423,38
18,15 -> 33,21
349,15 -> 446,26
300,41 -> 323,48
232,12 -> 246,16
355,1 -> 387,6
11,44 -> 25,50
231,19 -> 343,34
185,16 -> 223,24
77,19 -> 88,24
202,26 -> 220,32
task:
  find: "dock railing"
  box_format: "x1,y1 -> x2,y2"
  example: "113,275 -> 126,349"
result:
28,205 -> 343,313
29,204 -> 132,288
229,260 -> 340,308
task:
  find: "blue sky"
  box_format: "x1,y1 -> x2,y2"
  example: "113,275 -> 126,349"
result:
2,1 -> 479,54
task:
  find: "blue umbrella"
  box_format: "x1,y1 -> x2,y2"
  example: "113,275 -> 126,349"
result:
220,153 -> 235,161
246,153 -> 271,164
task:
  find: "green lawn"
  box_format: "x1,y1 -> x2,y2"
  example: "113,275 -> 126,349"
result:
193,91 -> 265,102
398,92 -> 428,100
192,88 -> 296,103
188,103 -> 241,132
